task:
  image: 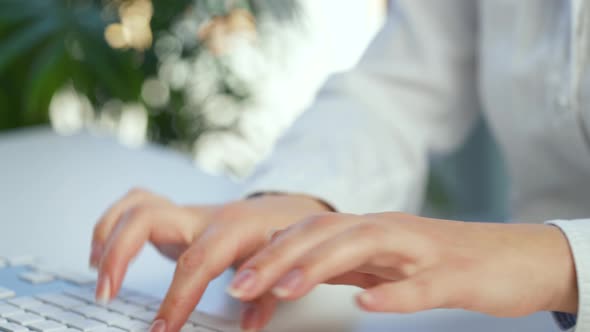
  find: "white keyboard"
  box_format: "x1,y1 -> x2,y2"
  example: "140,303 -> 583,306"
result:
0,257 -> 239,332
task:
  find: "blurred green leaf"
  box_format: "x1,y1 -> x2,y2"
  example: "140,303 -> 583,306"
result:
24,38 -> 69,124
0,0 -> 300,142
0,15 -> 61,73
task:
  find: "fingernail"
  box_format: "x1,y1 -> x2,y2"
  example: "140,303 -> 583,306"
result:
357,291 -> 376,307
241,304 -> 260,332
149,319 -> 166,332
272,269 -> 303,298
227,269 -> 257,298
95,273 -> 111,305
89,243 -> 103,269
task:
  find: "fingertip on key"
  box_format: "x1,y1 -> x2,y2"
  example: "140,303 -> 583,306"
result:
95,273 -> 111,305
149,319 -> 166,332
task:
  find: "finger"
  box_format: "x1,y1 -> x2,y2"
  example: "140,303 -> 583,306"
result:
228,213 -> 359,301
155,227 -> 262,332
266,222 -> 417,301
355,265 -> 405,281
241,294 -> 279,331
97,204 -> 195,303
266,229 -> 285,243
324,272 -> 387,289
90,188 -> 161,267
356,267 -> 458,313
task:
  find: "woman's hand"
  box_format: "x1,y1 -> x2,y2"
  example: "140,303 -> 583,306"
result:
89,188 -> 331,332
228,212 -> 578,331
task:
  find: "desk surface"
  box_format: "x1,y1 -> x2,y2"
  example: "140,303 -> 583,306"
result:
0,128 -> 559,332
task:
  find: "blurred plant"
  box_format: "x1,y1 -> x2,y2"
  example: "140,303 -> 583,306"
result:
0,0 -> 299,152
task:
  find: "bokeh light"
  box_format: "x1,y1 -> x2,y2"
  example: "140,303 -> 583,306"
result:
49,86 -> 94,135
141,78 -> 170,108
118,103 -> 148,147
105,0 -> 153,50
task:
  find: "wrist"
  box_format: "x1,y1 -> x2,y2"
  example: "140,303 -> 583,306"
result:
247,192 -> 335,213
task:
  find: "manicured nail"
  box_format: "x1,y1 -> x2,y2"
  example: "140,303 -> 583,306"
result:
357,291 -> 376,308
95,273 -> 111,305
227,269 -> 257,298
241,304 -> 260,332
149,319 -> 166,332
89,243 -> 103,269
272,269 -> 303,298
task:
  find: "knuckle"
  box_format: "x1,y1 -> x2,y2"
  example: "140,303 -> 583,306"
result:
92,222 -> 108,241
99,247 -> 120,272
162,295 -> 193,314
254,249 -> 282,268
125,204 -> 154,222
177,246 -> 206,272
126,187 -> 151,199
306,213 -> 338,228
355,221 -> 385,238
212,203 -> 243,222
410,277 -> 436,309
381,211 -> 409,222
169,294 -> 190,308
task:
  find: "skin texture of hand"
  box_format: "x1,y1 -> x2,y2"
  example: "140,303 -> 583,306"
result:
89,188 -> 331,332
228,212 -> 579,331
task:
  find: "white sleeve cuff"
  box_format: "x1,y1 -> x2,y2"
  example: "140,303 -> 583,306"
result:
546,219 -> 590,331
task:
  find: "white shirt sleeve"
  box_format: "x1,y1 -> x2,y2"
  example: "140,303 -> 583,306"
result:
547,219 -> 590,331
240,1 -> 480,214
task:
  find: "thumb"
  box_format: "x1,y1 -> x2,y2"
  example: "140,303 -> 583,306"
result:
355,267 -> 461,313
325,271 -> 387,289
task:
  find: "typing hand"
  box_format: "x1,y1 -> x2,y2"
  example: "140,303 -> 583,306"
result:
228,212 -> 578,331
89,188 -> 330,332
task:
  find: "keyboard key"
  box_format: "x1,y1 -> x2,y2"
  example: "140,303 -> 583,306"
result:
85,311 -> 127,325
0,288 -> 15,300
111,318 -> 149,332
66,318 -> 105,332
20,272 -> 55,285
63,289 -> 95,304
101,301 -> 144,315
45,312 -> 85,324
120,295 -> 159,307
56,272 -> 96,286
7,297 -> 45,309
180,326 -> 198,332
27,320 -> 67,332
36,294 -> 86,309
146,304 -> 160,312
46,312 -> 105,331
0,305 -> 21,317
0,321 -> 29,332
26,304 -> 64,317
6,312 -> 44,325
180,325 -> 218,332
128,311 -> 156,323
70,305 -> 104,317
193,327 -> 220,332
7,256 -> 36,267
187,312 -> 228,330
91,328 -> 125,332
116,290 -> 137,299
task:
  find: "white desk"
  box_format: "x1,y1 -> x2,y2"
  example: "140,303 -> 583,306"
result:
0,128 -> 559,332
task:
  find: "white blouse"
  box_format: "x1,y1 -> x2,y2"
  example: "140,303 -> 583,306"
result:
242,1 -> 590,330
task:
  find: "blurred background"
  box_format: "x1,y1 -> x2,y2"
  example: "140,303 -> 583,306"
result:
0,0 -> 508,221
